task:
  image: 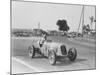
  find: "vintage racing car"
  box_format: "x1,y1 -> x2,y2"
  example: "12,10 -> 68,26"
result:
28,37 -> 77,65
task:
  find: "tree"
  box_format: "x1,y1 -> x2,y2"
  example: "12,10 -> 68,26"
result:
56,19 -> 70,32
86,24 -> 90,31
82,24 -> 90,34
89,16 -> 95,29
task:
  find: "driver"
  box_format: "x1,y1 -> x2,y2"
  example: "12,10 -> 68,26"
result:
39,34 -> 47,47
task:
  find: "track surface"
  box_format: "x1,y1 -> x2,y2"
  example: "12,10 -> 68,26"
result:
11,36 -> 96,74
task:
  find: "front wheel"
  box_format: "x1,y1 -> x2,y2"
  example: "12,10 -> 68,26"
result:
68,48 -> 77,61
28,46 -> 35,58
48,50 -> 56,65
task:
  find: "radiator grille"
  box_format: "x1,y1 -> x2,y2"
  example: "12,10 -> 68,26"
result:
60,45 -> 67,55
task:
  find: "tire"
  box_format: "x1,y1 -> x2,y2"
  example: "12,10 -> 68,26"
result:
48,50 -> 56,65
68,48 -> 77,61
28,46 -> 35,58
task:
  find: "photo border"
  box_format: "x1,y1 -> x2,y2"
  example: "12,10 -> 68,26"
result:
10,0 -> 96,75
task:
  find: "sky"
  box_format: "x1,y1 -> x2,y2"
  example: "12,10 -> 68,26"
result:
12,1 -> 95,32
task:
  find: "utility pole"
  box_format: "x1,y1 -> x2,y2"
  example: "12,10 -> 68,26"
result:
77,5 -> 84,35
82,5 -> 84,35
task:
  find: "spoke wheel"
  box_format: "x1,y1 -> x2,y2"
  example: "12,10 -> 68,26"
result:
28,46 -> 35,58
48,51 -> 56,65
68,48 -> 77,61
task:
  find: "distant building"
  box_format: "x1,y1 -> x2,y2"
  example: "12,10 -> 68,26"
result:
33,29 -> 47,36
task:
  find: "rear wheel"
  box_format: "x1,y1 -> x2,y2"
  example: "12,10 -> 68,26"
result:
48,50 -> 56,65
28,46 -> 35,58
68,48 -> 77,61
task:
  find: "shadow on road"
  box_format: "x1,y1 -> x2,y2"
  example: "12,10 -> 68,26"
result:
55,58 -> 87,66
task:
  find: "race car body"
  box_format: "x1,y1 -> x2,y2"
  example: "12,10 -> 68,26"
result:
28,39 -> 77,65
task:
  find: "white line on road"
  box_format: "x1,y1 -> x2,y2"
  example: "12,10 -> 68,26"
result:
12,57 -> 42,72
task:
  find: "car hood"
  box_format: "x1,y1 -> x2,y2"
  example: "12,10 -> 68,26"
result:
46,42 -> 64,47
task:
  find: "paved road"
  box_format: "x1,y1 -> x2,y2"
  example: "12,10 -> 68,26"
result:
11,37 -> 96,74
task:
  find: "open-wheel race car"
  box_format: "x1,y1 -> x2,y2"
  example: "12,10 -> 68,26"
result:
28,35 -> 77,65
